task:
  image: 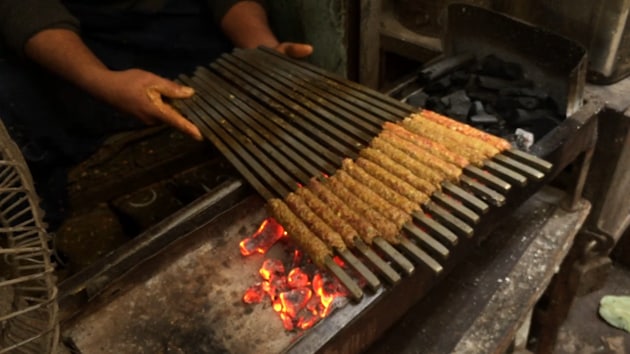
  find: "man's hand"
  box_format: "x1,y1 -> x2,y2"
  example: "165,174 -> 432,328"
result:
25,29 -> 203,141
221,2 -> 313,60
96,69 -> 202,140
274,43 -> 313,59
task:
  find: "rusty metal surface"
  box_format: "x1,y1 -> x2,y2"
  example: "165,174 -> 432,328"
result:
58,179 -> 250,307
368,186 -> 591,354
64,196 -> 305,354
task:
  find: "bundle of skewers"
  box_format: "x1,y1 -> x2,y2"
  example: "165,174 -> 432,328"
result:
173,47 -> 553,302
267,110 -> 529,300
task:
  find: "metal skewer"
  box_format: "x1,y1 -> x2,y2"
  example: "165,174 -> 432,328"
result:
459,175 -> 506,207
397,237 -> 443,275
503,149 -> 553,173
403,223 -> 450,259
373,238 -> 414,275
464,165 -> 511,193
338,249 -> 381,292
483,160 -> 528,186
324,257 -> 363,302
432,191 -> 480,224
441,181 -> 490,214
423,202 -> 474,238
354,239 -> 401,285
493,154 -> 546,181
412,211 -> 459,246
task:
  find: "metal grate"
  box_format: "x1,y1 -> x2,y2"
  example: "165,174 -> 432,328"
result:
172,47 -> 553,300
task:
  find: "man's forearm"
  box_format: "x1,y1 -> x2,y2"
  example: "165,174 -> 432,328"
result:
24,28 -> 110,96
220,1 -> 279,49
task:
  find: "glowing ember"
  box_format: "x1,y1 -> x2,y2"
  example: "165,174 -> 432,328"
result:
290,249 -> 304,269
239,218 -> 285,256
287,268 -> 309,288
243,283 -> 265,304
278,288 -> 312,319
259,259 -> 285,281
312,272 -> 349,317
240,218 -> 348,331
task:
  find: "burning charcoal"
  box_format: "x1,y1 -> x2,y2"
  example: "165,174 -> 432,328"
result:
243,283 -> 266,304
290,249 -> 304,269
312,272 -> 349,317
239,218 -> 285,256
278,311 -> 294,331
259,259 -> 285,281
288,268 -> 310,288
295,309 -> 320,330
277,288 -> 312,319
264,276 -> 288,301
480,54 -> 524,80
443,90 -> 471,122
406,90 -> 429,108
423,76 -> 451,94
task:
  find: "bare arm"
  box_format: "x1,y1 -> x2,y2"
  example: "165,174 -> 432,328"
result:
220,1 -> 313,58
24,29 -> 202,140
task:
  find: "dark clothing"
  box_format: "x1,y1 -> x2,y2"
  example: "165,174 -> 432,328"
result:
0,0 -> 253,227
0,0 -> 247,55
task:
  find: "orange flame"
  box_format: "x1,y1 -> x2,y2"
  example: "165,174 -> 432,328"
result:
243,283 -> 265,304
288,268 -> 309,288
259,259 -> 285,281
241,222 -> 348,331
239,218 -> 285,256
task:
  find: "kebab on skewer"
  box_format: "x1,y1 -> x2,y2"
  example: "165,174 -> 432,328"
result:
266,198 -> 363,300
419,109 -> 513,151
402,114 -> 501,164
382,122 -> 469,168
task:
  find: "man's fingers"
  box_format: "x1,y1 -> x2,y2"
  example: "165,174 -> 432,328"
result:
275,43 -> 313,59
159,103 -> 204,141
146,88 -> 203,141
152,78 -> 195,99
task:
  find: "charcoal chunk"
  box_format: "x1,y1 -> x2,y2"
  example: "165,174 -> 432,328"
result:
443,90 -> 471,121
477,76 -> 533,91
406,91 -> 429,107
480,55 -> 524,80
470,114 -> 499,124
424,77 -> 451,94
425,96 -> 447,112
449,70 -> 471,86
500,87 -> 548,100
467,89 -> 498,106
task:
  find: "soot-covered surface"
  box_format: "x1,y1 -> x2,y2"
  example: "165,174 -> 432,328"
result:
64,196 -> 307,354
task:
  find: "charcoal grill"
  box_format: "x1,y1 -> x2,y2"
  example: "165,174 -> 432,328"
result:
169,47 -> 555,298
58,5 -> 602,354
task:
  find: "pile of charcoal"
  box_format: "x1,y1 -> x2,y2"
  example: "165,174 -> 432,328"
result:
405,55 -> 563,150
